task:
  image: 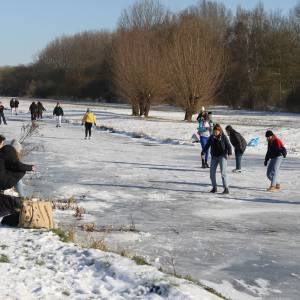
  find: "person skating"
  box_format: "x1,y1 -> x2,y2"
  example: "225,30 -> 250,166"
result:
82,108 -> 96,139
264,130 -> 287,192
37,101 -> 46,119
0,102 -> 7,125
207,112 -> 214,134
202,124 -> 232,194
225,125 -> 247,173
14,98 -> 19,115
53,102 -> 64,127
0,135 -> 35,198
197,112 -> 210,168
29,101 -> 38,121
10,98 -> 15,116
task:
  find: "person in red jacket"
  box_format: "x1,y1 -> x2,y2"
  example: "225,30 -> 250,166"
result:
264,130 -> 287,192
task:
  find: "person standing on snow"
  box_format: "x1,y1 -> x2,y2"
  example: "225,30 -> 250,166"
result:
53,102 -> 64,127
225,125 -> 247,173
197,112 -> 211,168
82,108 -> 96,139
0,136 -> 35,198
264,130 -> 287,192
0,102 -> 7,125
29,101 -> 38,121
37,101 -> 46,119
202,124 -> 232,194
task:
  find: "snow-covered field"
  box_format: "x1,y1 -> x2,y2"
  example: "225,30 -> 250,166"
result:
0,98 -> 300,299
0,227 -> 220,300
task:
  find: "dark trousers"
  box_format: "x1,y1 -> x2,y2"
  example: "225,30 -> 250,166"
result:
0,112 -> 7,125
235,150 -> 244,170
0,194 -> 22,217
85,122 -> 93,137
31,113 -> 37,121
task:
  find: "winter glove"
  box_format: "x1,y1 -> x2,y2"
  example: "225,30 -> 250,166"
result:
264,160 -> 268,166
281,147 -> 287,158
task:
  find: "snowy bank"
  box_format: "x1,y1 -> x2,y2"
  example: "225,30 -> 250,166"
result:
0,227 -> 221,300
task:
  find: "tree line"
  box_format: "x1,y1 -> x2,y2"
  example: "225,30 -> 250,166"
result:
0,0 -> 299,119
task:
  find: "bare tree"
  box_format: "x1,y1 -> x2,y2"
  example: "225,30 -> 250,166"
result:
113,0 -> 170,117
165,16 -> 225,121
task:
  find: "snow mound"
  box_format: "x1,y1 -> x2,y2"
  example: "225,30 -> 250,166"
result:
0,228 -> 220,300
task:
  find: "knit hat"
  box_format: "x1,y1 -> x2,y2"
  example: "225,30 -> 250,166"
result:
225,125 -> 233,132
265,130 -> 274,138
10,139 -> 22,153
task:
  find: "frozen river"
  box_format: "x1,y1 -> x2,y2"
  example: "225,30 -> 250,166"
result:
1,100 -> 300,299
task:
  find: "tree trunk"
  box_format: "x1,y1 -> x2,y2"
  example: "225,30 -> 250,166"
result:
184,109 -> 193,122
144,101 -> 151,118
131,103 -> 139,116
139,100 -> 145,116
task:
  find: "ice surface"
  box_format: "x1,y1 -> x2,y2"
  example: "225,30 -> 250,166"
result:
0,98 -> 299,299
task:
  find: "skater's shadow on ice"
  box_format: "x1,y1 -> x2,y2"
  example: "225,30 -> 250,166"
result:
81,182 -> 209,193
96,160 -> 202,173
226,196 -> 300,205
39,136 -> 76,140
150,180 -> 266,192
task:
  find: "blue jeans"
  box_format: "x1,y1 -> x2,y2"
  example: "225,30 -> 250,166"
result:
235,150 -> 243,170
15,180 -> 25,198
267,156 -> 283,186
200,136 -> 209,161
210,156 -> 228,188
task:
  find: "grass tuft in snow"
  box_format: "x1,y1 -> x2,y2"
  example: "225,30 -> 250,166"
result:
51,228 -> 75,243
0,245 -> 8,250
88,239 -> 108,252
132,255 -> 150,266
172,273 -> 230,300
0,254 -> 10,263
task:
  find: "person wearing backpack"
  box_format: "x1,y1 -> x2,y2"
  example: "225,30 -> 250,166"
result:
53,102 -> 64,127
225,125 -> 247,173
202,124 -> 232,194
264,130 -> 287,192
82,108 -> 97,139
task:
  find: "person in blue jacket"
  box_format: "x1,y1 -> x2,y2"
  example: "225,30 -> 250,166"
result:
197,112 -> 211,168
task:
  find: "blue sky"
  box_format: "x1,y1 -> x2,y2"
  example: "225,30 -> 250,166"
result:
0,0 -> 298,66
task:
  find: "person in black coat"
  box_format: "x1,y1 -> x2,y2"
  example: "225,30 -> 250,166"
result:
10,98 -> 15,115
29,102 -> 38,121
53,102 -> 64,127
0,136 -> 34,197
15,98 -> 19,115
225,125 -> 247,173
0,102 -> 7,125
37,101 -> 46,119
202,124 -> 232,194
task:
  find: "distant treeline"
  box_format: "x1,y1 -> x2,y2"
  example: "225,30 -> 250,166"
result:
0,0 -> 299,119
